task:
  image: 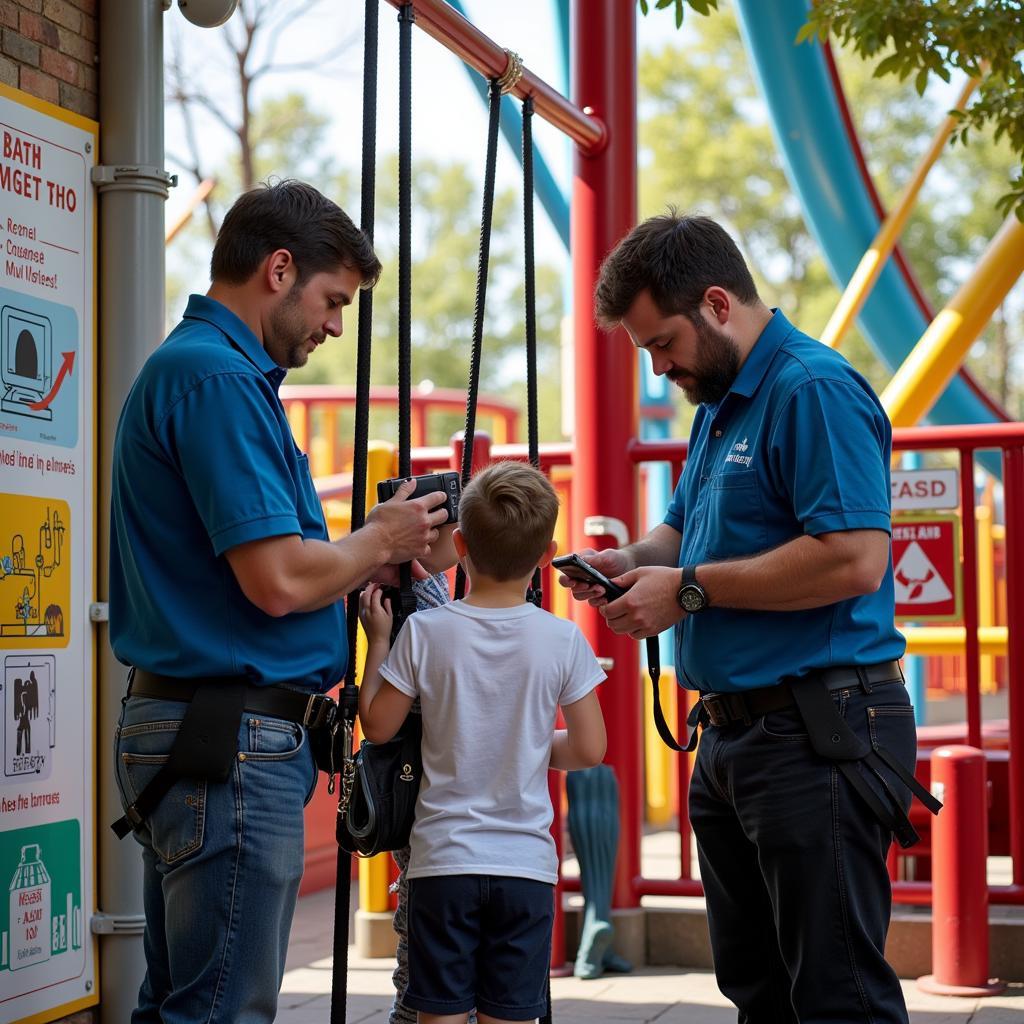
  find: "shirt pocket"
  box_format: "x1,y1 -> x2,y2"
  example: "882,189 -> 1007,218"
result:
295,452 -> 328,538
705,470 -> 766,560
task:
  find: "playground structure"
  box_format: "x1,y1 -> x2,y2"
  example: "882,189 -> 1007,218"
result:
261,0 -> 1024,989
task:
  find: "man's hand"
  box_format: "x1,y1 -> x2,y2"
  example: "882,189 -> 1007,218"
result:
556,548 -> 635,607
364,480 -> 450,564
359,582 -> 393,646
600,565 -> 686,639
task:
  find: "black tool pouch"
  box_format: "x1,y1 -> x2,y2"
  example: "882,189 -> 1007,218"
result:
789,678 -> 939,849
112,682 -> 246,838
338,712 -> 422,857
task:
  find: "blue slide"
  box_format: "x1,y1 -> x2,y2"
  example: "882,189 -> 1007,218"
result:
733,0 -> 1004,428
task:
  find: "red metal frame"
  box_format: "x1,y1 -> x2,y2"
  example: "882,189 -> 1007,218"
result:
571,0 -> 640,910
626,423 -> 1024,905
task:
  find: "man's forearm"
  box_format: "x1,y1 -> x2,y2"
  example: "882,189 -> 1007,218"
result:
622,523 -> 683,571
697,530 -> 888,612
292,525 -> 393,612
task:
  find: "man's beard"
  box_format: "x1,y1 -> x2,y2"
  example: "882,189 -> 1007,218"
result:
266,284 -> 319,369
669,316 -> 741,406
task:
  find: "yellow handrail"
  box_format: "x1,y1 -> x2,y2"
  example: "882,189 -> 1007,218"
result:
881,213 -> 1024,427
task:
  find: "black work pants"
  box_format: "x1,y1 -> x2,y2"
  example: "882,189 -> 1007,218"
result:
689,681 -> 916,1024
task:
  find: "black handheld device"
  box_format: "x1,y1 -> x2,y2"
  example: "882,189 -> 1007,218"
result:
551,553 -> 628,600
376,471 -> 462,524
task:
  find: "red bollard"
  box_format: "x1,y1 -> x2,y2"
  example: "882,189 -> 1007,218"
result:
450,430 -> 492,475
917,745 -> 1005,996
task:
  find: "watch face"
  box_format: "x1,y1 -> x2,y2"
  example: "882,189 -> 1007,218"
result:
679,586 -> 705,613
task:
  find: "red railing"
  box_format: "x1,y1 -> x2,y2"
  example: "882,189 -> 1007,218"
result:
624,422 -> 1024,905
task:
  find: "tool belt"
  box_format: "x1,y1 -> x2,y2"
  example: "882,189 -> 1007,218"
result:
685,661 -> 942,848
111,669 -> 340,839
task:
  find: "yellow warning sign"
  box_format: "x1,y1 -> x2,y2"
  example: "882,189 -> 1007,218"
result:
0,494 -> 69,648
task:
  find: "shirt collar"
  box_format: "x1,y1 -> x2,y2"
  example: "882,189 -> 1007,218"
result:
182,294 -> 287,388
727,308 -> 795,399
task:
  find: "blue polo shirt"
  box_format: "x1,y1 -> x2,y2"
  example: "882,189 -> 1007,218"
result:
664,310 -> 905,693
109,294 -> 347,692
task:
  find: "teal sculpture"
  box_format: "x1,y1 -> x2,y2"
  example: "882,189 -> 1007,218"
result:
566,764 -> 632,979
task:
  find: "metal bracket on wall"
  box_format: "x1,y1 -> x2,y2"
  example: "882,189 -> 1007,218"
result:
91,164 -> 178,198
91,912 -> 146,936
89,602 -> 109,623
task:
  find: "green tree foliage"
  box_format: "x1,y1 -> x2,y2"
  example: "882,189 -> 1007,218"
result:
801,1 -> 1024,220
637,4 -> 1024,418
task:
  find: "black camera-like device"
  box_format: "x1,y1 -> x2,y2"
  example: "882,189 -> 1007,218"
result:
376,471 -> 462,524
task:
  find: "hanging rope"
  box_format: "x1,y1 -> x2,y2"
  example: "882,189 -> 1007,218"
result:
454,75 -> 503,600
395,1 -> 417,623
522,94 -> 543,608
332,1 -> 379,1018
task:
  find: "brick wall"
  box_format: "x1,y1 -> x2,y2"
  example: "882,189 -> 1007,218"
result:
0,0 -> 98,120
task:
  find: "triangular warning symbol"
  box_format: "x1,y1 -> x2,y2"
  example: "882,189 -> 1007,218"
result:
894,541 -> 952,604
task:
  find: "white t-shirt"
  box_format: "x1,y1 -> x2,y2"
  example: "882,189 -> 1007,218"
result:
379,600 -> 605,884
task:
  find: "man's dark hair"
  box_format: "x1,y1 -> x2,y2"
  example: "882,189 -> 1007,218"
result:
210,179 -> 382,288
594,211 -> 758,328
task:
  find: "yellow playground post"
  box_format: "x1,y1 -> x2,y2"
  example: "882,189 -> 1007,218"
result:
881,213 -> 1024,428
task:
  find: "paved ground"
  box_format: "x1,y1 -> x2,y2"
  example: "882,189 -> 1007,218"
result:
278,888 -> 1024,1024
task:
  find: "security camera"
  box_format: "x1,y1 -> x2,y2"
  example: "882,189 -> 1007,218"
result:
176,0 -> 238,28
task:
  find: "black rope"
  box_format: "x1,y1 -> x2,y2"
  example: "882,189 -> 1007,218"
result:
522,95 -> 542,608
332,2 -> 379,1021
454,76 -> 503,600
397,1 -> 416,618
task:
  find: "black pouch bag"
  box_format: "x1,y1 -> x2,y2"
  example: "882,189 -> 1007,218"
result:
339,712 -> 422,856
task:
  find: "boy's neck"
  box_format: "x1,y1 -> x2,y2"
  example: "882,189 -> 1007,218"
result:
462,571 -> 535,609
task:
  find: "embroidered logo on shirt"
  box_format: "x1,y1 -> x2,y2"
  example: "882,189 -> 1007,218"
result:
725,437 -> 752,467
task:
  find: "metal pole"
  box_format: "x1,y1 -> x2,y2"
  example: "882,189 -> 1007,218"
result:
571,0 -> 639,909
382,0 -> 605,152
94,2 -> 174,1019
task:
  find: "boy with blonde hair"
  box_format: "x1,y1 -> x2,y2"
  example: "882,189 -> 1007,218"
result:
360,461 -> 607,1024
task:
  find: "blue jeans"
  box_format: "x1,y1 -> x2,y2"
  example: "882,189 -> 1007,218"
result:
690,679 -> 917,1024
114,695 -> 318,1024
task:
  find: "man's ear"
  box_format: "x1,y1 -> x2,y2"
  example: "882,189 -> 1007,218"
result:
264,249 -> 297,295
704,285 -> 730,324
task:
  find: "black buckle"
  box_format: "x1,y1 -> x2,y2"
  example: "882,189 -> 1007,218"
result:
700,692 -> 751,727
303,693 -> 337,730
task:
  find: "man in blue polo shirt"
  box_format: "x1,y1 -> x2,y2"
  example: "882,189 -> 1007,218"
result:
110,181 -> 449,1023
560,214 -> 926,1024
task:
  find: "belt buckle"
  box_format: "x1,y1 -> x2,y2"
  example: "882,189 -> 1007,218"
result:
303,693 -> 337,730
700,693 -> 728,728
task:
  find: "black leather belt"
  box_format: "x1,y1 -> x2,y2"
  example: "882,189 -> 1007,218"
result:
699,660 -> 904,729
130,669 -> 337,730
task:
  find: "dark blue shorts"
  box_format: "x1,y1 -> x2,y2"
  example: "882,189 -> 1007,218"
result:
404,874 -> 554,1020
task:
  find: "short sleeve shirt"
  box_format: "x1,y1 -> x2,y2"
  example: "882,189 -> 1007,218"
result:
109,294 -> 347,691
379,601 -> 605,883
664,310 -> 905,693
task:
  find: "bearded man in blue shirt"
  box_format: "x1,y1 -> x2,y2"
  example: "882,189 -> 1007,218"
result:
110,180 -> 450,1023
560,212 -> 934,1024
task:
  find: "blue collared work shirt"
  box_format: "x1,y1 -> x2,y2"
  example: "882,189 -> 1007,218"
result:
664,310 -> 905,693
109,294 -> 347,692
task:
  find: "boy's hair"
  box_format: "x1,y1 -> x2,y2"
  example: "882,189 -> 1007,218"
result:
459,461 -> 559,581
594,210 -> 758,329
211,179 -> 382,288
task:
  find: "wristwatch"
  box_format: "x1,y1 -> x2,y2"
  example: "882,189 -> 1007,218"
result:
677,565 -> 708,613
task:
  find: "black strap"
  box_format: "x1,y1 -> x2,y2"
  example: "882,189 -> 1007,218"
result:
522,94 -> 543,610
454,76 -> 502,600
332,2 -> 382,1021
646,636 -> 699,752
395,0 -> 417,623
111,680 -> 246,838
